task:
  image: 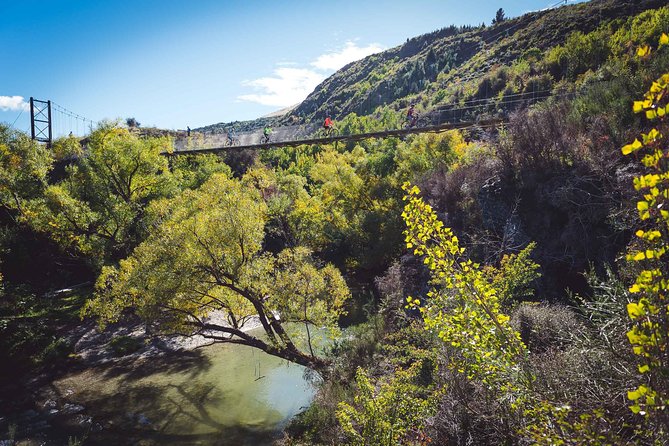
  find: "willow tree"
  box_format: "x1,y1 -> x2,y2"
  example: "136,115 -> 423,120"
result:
0,124 -> 53,212
84,173 -> 350,374
22,124 -> 174,263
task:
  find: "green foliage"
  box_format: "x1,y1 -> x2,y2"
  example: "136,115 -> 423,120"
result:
336,366 -> 436,446
4,6 -> 669,443
40,336 -> 72,362
260,144 -> 321,177
52,134 -> 83,160
108,335 -> 143,357
21,124 -> 175,263
380,323 -> 439,386
288,381 -> 353,444
401,183 -> 530,393
394,131 -> 463,181
274,144 -> 404,270
609,7 -> 669,58
492,8 -> 505,25
0,124 -> 53,211
84,173 -> 350,371
621,34 -> 669,426
485,242 -> 541,307
1,289 -> 87,370
7,423 -> 16,444
524,403 -> 625,446
169,153 -> 232,190
337,112 -> 394,137
475,66 -> 510,100
544,28 -> 611,80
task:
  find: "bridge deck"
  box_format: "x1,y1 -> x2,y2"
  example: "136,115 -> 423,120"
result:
164,118 -> 503,156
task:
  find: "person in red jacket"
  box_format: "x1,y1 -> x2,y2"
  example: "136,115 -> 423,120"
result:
323,115 -> 334,136
406,104 -> 418,128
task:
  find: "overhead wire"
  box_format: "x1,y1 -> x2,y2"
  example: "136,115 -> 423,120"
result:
172,85 -> 584,155
424,0 -> 578,109
9,108 -> 24,130
51,101 -> 95,137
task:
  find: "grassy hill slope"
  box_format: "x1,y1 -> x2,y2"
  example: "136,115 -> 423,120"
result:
287,0 -> 666,122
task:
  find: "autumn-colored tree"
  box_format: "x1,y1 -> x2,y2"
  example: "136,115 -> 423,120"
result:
401,182 -> 531,394
22,124 -> 174,262
621,33 -> 669,431
84,173 -> 350,374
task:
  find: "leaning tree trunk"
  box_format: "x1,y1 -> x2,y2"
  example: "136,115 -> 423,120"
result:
195,321 -> 332,379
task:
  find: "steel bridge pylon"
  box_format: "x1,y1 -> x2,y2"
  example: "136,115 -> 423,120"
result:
30,97 -> 52,145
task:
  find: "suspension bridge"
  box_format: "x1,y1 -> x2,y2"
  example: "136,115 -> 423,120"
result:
24,84 -> 581,156
164,86 -> 575,155
166,119 -> 505,156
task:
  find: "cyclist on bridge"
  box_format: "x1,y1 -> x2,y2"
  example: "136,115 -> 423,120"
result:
262,125 -> 272,143
323,115 -> 334,136
406,104 -> 418,128
227,128 -> 237,146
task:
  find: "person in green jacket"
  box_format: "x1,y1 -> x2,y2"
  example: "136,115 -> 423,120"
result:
262,125 -> 272,143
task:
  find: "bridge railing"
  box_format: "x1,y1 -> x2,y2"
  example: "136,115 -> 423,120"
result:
171,87 -> 575,152
172,123 -> 321,152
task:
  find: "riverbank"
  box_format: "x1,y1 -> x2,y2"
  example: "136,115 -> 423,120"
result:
71,310 -> 266,367
0,311 -> 283,445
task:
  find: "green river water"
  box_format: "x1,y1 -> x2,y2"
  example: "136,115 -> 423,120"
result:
53,329 -> 320,445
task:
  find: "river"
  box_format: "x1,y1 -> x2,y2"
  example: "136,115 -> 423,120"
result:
51,328 -> 320,445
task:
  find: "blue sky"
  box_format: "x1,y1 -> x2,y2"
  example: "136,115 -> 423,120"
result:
1,0 -> 585,135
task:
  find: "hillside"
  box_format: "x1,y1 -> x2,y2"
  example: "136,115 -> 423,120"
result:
197,0 -> 665,133
285,0 -> 666,122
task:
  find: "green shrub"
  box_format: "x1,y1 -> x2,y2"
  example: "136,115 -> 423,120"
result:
40,336 -> 72,362
511,303 -> 584,353
108,335 -> 143,357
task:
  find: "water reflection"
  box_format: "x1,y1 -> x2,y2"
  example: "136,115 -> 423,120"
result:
54,330 -> 318,445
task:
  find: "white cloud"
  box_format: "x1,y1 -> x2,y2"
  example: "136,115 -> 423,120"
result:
238,67 -> 325,107
310,41 -> 385,71
238,41 -> 385,107
0,96 -> 29,112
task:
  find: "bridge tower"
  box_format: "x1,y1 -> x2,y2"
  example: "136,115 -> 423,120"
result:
30,97 -> 52,145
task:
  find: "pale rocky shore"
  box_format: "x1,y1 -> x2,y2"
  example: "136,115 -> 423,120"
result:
70,310 -> 265,366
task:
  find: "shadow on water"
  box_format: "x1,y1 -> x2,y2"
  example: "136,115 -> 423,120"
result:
80,380 -> 286,446
98,348 -> 213,381
52,334 -> 318,445
90,425 -> 284,446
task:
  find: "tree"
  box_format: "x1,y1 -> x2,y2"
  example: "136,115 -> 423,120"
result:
401,182 -> 530,393
337,367 -> 436,446
0,124 -> 53,213
492,8 -> 506,25
22,124 -> 174,263
620,33 -> 669,431
169,153 -> 233,191
126,117 -> 140,128
84,173 -> 350,375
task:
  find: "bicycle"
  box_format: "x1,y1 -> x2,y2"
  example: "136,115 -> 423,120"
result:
404,113 -> 419,129
405,113 -> 434,129
260,133 -> 271,144
317,125 -> 340,138
225,135 -> 239,147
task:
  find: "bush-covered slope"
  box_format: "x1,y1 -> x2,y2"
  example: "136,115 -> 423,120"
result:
287,0 -> 666,122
